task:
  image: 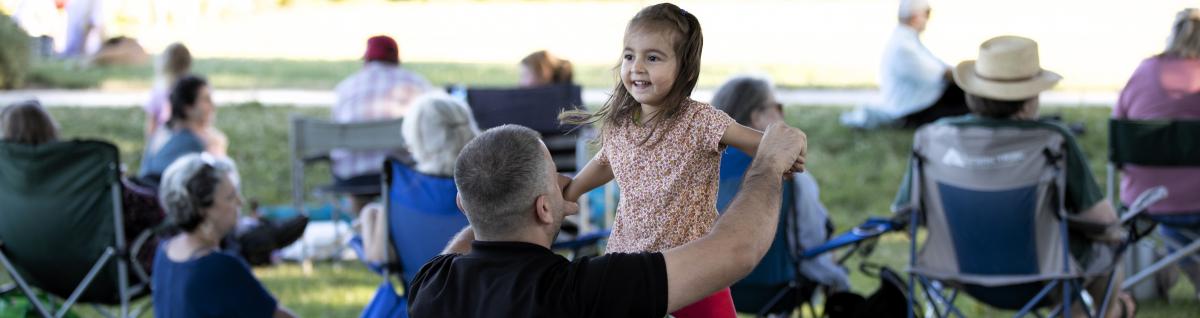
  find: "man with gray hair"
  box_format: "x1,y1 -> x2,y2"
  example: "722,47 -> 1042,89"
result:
841,0 -> 968,129
406,123 -> 807,317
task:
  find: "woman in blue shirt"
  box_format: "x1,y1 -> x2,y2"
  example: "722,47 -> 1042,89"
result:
153,154 -> 295,318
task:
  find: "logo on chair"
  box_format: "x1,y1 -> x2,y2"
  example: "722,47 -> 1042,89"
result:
942,149 -> 1025,168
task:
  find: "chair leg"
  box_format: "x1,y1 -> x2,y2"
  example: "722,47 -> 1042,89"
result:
1123,238 -> 1200,290
755,284 -> 793,317
1016,280 -> 1059,318
919,277 -> 965,318
0,251 -> 53,318
57,247 -> 116,318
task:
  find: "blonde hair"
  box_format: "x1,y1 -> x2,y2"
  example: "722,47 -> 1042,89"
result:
155,43 -> 192,88
402,93 -> 481,176
1164,8 -> 1200,58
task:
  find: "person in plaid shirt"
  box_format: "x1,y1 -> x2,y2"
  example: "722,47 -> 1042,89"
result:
332,35 -> 433,213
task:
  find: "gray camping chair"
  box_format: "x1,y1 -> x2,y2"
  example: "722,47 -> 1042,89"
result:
1107,119 -> 1200,293
901,123 -> 1133,318
0,140 -> 152,318
288,116 -> 406,259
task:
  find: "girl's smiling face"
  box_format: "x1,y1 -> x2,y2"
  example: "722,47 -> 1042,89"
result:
621,27 -> 679,109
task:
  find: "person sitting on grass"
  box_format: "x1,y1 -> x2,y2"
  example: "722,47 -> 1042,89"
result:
139,74 -> 227,183
153,153 -> 296,318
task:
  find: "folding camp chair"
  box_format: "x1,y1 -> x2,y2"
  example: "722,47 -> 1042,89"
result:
288,116 -> 406,259
462,84 -> 583,173
289,115 -> 407,212
902,123 -> 1132,318
0,140 -> 152,318
1107,119 -> 1200,293
718,148 -> 858,318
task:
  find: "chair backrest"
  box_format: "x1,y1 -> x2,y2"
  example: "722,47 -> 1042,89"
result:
289,115 -> 406,210
717,149 -> 798,286
908,123 -> 1077,287
464,84 -> 583,173
383,159 -> 469,287
0,140 -> 132,303
464,84 -> 583,134
1108,119 -> 1200,167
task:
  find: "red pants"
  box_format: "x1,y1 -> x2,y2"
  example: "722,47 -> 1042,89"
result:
672,288 -> 736,318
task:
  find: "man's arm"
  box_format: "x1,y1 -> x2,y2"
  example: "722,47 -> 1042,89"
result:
442,226 -> 475,254
661,123 -> 807,312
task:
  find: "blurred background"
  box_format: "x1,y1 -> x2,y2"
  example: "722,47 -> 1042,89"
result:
1,0 -> 1194,91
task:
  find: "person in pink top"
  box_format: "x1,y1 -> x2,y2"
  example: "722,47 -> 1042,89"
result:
560,3 -> 806,318
1114,7 -> 1200,300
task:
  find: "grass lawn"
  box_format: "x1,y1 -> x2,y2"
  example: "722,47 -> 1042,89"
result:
10,104 -> 1194,317
25,58 -> 868,90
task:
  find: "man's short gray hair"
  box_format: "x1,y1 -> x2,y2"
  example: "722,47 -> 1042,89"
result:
453,125 -> 549,236
158,153 -> 237,232
402,93 -> 480,176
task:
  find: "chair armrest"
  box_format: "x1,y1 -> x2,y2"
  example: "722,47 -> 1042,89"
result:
1120,186 -> 1169,224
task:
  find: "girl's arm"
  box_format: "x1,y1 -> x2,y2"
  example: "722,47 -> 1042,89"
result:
563,157 -> 614,202
722,123 -> 806,172
722,123 -> 763,157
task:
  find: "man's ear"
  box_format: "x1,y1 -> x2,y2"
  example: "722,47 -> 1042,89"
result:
533,194 -> 554,225
456,194 -> 467,215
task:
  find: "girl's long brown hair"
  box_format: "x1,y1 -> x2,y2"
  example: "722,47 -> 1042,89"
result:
560,3 -> 703,146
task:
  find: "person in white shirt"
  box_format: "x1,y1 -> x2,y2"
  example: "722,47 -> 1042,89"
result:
841,0 -> 968,129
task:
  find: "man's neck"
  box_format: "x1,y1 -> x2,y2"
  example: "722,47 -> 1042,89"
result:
475,229 -> 553,249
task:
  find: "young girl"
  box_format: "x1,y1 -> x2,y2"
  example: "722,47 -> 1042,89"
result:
561,3 -> 803,317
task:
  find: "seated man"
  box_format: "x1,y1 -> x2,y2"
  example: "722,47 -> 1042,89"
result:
331,35 -> 433,213
407,124 -> 807,317
841,0 -> 968,129
891,36 -> 1134,317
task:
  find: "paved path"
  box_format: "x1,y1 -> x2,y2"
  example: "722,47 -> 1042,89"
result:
0,88 -> 1116,108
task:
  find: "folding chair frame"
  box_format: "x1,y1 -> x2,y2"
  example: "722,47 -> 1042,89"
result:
0,162 -> 151,318
905,149 -> 1120,318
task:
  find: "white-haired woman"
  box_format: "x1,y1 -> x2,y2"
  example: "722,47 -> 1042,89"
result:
153,154 -> 295,318
358,93 -> 480,282
1114,8 -> 1200,300
401,93 -> 481,176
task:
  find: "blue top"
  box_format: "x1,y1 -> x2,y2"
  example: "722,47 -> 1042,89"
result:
140,129 -> 205,178
152,243 -> 277,318
386,160 -> 469,285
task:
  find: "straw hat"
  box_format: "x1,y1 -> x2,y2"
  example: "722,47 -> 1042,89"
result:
953,36 -> 1061,101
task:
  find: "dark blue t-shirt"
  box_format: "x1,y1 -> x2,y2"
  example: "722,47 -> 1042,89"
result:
152,243 -> 277,318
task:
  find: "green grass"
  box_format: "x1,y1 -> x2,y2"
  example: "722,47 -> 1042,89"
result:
13,105 -> 1196,317
25,58 -> 871,90
48,104 -> 334,207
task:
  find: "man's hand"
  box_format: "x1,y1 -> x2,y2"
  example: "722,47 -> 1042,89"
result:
756,123 -> 807,175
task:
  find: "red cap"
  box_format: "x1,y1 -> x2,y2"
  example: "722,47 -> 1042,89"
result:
363,35 -> 399,64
